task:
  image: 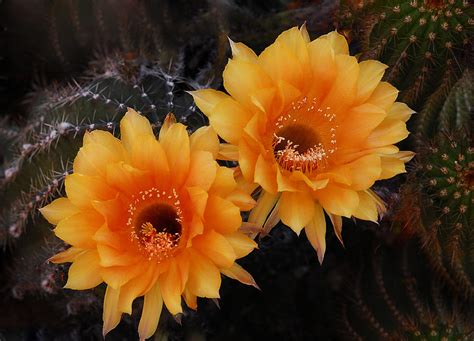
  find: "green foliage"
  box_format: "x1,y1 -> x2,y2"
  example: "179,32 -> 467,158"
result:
339,0 -> 473,111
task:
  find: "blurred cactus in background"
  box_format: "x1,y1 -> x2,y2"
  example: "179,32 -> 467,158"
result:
338,0 -> 473,113
338,235 -> 474,341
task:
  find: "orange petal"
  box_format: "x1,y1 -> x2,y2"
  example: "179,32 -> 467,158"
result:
193,230 -> 237,268
187,250 -> 221,298
183,287 -> 197,310
366,119 -> 409,148
210,97 -> 252,145
159,113 -> 177,140
40,198 -> 79,225
223,58 -> 273,110
258,39 -> 306,92
279,191 -> 315,235
353,191 -> 379,223
129,134 -> 170,184
97,243 -> 140,267
307,38 -> 336,98
101,263 -> 145,289
387,102 -> 414,122
335,154 -> 382,191
103,285 -> 122,337
186,186 -> 208,219
190,126 -> 220,157
338,103 -> 387,146
159,258 -> 183,315
221,263 -> 259,289
254,155 -> 278,194
322,54 -> 359,116
159,123 -> 191,187
229,38 -> 258,63
49,247 -> 85,264
355,60 -> 388,104
92,195 -> 126,232
186,151 -> 217,191
304,203 -> 326,264
106,162 -> 151,196
189,89 -> 229,118
204,194 -> 241,234
65,250 -> 103,290
209,166 -> 237,197
218,143 -> 239,161
117,263 -> 158,314
120,108 -> 154,152
318,31 -> 349,55
329,213 -> 344,246
65,174 -> 116,209
379,151 -> 414,179
224,231 -> 257,258
54,210 -> 104,248
74,132 -> 127,176
138,282 -> 163,341
315,184 -> 359,218
248,190 -> 280,228
367,81 -> 399,111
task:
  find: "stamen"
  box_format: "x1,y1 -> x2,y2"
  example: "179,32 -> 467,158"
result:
272,96 -> 338,175
127,187 -> 183,261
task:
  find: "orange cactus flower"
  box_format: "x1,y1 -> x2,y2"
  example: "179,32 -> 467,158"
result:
190,26 -> 414,263
40,109 -> 257,340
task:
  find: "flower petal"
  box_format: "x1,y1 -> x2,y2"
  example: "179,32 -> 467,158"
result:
248,190 -> 280,228
54,211 -> 104,248
210,97 -> 252,145
193,230 -> 237,268
366,119 -> 409,148
159,258 -> 183,315
189,89 -> 229,118
224,232 -> 257,258
40,198 -> 79,225
187,249 -> 221,298
367,81 -> 399,111
221,263 -> 259,289
138,282 -> 163,341
74,131 -> 127,176
356,60 -> 388,104
387,102 -> 414,122
254,154 -> 278,194
304,203 -> 326,264
65,174 -> 116,209
315,184 -> 359,218
186,151 -> 217,191
229,38 -> 258,63
103,285 -> 122,337
204,194 -> 241,234
318,30 -> 349,55
279,191 -> 315,235
159,123 -> 191,187
129,134 -> 170,184
190,126 -> 220,157
353,191 -> 379,223
65,250 -> 103,290
120,108 -> 154,152
49,247 -> 85,264
224,58 -> 273,110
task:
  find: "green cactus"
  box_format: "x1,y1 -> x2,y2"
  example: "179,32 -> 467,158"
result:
338,0 -> 473,112
338,237 -> 474,341
391,70 -> 473,300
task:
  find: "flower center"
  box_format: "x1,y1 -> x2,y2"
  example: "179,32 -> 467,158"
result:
128,188 -> 183,261
271,96 -> 338,175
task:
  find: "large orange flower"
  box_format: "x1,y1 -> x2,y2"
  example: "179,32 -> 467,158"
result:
40,109 -> 257,340
190,26 -> 414,263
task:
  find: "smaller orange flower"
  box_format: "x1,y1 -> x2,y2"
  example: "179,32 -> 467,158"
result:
40,109 -> 258,340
